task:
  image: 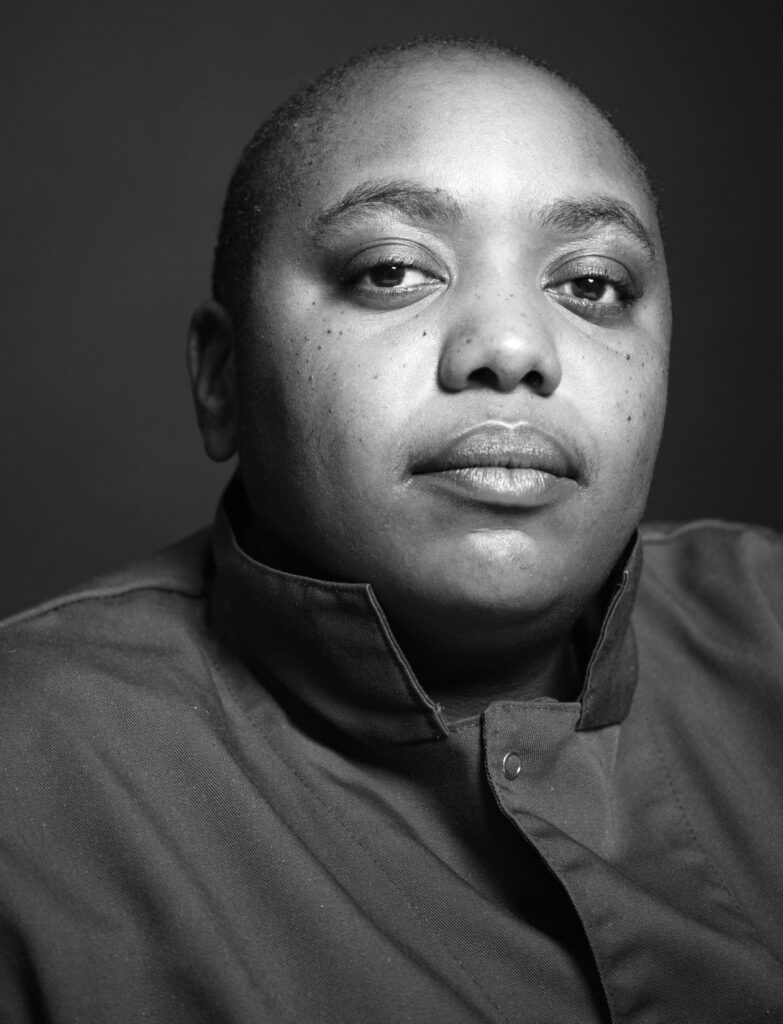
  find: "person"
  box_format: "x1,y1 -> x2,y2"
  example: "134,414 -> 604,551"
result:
1,35 -> 782,1024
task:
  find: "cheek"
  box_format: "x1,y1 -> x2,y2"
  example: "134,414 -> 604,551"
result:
238,323 -> 417,497
568,337 -> 668,483
599,350 -> 668,495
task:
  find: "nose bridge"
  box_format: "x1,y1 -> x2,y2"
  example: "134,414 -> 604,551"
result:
438,279 -> 561,395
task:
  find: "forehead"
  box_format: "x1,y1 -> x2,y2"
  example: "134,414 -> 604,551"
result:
276,55 -> 653,233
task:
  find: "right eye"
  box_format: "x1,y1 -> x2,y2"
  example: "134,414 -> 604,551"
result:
341,248 -> 446,309
355,262 -> 435,290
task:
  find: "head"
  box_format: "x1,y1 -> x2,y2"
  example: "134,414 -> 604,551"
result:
189,37 -> 671,650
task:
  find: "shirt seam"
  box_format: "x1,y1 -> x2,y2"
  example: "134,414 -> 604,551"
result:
448,718 -> 481,735
363,588 -> 447,741
491,701 -> 580,715
644,707 -> 783,974
641,519 -> 778,545
0,584 -> 206,632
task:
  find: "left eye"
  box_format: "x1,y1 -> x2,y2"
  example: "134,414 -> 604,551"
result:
545,257 -> 637,322
560,275 -> 622,304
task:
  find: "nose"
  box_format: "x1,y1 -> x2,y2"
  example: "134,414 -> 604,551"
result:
438,307 -> 562,396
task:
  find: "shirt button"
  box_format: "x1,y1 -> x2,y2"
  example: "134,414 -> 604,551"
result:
502,751 -> 522,780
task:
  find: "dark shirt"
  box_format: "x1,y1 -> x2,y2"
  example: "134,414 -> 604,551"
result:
1,500 -> 783,1023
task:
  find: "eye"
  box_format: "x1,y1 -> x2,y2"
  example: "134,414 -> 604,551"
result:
561,276 -> 622,303
359,262 -> 435,290
545,257 -> 639,323
340,247 -> 446,310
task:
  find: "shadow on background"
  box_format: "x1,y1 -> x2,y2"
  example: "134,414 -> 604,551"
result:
1,1 -> 779,617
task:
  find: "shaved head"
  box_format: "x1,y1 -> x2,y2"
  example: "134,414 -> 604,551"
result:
189,31 -> 670,674
211,36 -> 655,330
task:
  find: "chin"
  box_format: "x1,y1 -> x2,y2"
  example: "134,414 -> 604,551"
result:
409,529 -> 581,620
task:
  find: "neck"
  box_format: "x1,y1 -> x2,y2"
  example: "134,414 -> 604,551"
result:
388,610 -> 585,722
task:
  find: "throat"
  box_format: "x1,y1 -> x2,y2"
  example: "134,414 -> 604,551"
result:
404,634 -> 583,723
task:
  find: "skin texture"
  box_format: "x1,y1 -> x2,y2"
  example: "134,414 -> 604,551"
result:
189,53 -> 671,711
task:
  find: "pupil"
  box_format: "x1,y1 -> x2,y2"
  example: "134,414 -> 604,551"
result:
572,276 -> 606,301
370,263 -> 406,287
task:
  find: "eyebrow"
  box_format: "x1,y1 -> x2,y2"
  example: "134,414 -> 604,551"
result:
309,179 -> 657,259
309,179 -> 463,240
537,195 -> 657,260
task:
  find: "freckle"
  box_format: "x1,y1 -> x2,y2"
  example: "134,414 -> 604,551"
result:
626,354 -> 631,361
326,329 -> 332,334
422,331 -> 427,336
317,345 -> 322,350
372,375 -> 378,380
627,415 -> 632,422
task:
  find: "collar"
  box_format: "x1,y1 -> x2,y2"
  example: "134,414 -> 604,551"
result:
211,488 -> 641,746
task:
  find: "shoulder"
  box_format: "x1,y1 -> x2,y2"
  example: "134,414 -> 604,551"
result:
636,518 -> 783,662
0,529 -> 219,750
639,518 -> 783,607
0,528 -> 212,650
0,527 -> 212,635
641,516 -> 783,557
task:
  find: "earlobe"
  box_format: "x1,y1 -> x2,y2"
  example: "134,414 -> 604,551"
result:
186,300 -> 238,463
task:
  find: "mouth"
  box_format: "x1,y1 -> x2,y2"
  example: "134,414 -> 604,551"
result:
411,423 -> 583,508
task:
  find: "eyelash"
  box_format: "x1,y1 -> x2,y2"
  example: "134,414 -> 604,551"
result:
339,252 -> 640,322
341,255 -> 443,301
544,258 -> 639,322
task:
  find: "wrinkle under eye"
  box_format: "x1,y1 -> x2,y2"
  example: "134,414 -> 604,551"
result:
340,255 -> 444,310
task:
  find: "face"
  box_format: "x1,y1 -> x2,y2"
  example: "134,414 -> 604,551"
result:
209,57 -> 670,636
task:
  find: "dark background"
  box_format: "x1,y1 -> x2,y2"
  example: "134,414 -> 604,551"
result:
1,2 -> 778,618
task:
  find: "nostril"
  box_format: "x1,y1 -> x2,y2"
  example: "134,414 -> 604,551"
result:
523,370 -> 544,390
466,367 -> 499,388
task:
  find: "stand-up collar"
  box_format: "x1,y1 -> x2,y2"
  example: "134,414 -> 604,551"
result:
211,490 -> 641,746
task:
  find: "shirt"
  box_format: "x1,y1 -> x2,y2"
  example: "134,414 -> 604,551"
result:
1,497 -> 783,1023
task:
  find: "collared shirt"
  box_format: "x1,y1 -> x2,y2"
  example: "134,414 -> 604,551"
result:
1,499 -> 783,1022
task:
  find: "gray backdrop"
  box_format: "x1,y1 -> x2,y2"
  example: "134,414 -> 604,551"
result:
2,1 -> 779,617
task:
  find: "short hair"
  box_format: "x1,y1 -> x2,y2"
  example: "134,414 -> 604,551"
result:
211,35 -> 654,330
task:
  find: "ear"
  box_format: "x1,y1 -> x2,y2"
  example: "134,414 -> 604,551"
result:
186,300 -> 238,462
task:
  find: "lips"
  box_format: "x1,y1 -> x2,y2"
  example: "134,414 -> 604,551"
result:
411,423 -> 583,508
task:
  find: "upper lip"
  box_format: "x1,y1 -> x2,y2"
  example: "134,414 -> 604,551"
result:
412,422 -> 584,480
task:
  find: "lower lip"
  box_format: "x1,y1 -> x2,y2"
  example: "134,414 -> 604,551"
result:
419,467 -> 578,507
